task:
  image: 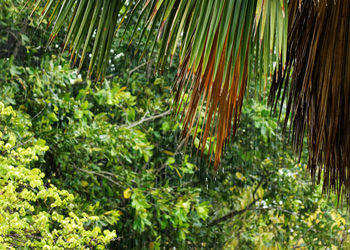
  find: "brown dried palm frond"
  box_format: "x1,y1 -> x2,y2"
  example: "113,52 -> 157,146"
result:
269,0 -> 350,202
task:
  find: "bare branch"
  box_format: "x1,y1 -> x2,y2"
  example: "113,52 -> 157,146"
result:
105,62 -> 147,80
74,167 -> 122,187
129,62 -> 147,75
116,110 -> 171,130
208,177 -> 266,227
208,197 -> 260,227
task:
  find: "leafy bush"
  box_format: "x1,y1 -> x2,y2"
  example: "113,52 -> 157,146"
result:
0,102 -> 116,248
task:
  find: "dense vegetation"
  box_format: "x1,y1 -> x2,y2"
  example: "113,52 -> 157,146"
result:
1,1 -> 350,249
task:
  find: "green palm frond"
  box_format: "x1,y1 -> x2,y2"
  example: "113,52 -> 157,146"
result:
35,0 -> 287,169
137,0 -> 288,168
33,0 -> 126,80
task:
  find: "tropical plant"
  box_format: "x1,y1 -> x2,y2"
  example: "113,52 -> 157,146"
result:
2,2 -> 350,247
33,0 -> 350,203
2,54 -> 349,248
33,0 -> 287,167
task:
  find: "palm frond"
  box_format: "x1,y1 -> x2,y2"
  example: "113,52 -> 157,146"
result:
141,0 -> 288,168
33,0 -> 125,80
35,0 -> 288,169
269,0 -> 350,203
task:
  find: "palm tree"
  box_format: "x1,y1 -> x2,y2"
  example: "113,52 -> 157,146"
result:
34,0 -> 350,203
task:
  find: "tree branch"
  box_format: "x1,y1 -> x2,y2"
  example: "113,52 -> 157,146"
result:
74,167 -> 122,187
12,19 -> 28,59
208,197 -> 260,227
208,176 -> 266,227
129,62 -> 147,75
105,62 -> 147,80
116,110 -> 171,130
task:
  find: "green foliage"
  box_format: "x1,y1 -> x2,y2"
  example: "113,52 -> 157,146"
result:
0,52 -> 209,248
1,1 -> 350,249
0,102 -> 116,249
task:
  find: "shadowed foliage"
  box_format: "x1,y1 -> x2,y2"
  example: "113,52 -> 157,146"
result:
34,0 -> 350,203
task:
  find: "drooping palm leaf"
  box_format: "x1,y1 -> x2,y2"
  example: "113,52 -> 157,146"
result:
35,0 -> 288,169
33,0 -> 126,80
269,0 -> 350,203
135,0 -> 288,168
